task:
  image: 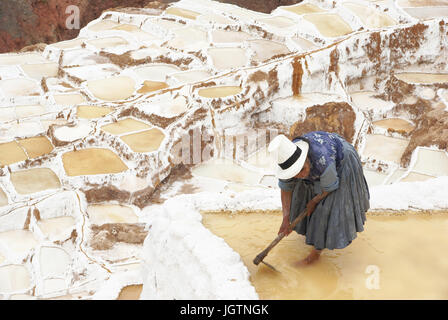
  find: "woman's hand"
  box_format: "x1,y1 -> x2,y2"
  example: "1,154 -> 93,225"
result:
306,199 -> 317,216
278,218 -> 292,236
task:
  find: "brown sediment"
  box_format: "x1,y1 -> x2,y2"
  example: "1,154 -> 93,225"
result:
130,185 -> 155,209
143,164 -> 193,205
83,185 -> 131,204
40,77 -> 49,93
291,57 -> 304,95
99,50 -> 193,70
23,208 -> 32,230
89,223 -> 147,250
117,106 -> 182,129
388,23 -> 429,60
380,75 -> 416,104
364,32 -> 382,73
33,207 -> 41,221
289,102 -> 356,143
400,108 -> 448,167
247,70 -> 269,83
328,47 -> 340,83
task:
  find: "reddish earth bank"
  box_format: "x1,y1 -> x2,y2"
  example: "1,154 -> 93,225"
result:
0,0 -> 301,53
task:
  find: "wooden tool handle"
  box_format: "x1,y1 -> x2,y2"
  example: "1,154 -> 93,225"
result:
253,208 -> 308,265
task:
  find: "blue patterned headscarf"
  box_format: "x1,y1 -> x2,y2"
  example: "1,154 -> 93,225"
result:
292,131 -> 345,181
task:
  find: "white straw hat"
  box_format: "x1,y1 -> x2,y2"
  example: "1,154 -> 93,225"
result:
268,134 -> 309,180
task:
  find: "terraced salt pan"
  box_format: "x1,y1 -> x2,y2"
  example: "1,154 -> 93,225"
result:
87,37 -> 129,49
398,0 -> 448,6
65,65 -> 122,83
0,78 -> 39,97
191,158 -> 262,185
112,24 -> 158,42
0,265 -> 31,294
412,148 -> 448,177
43,279 -> 67,295
130,45 -> 170,60
15,105 -> 47,119
207,48 -> 248,70
101,118 -> 151,135
248,39 -> 291,62
211,30 -> 252,43
10,168 -> 61,195
53,94 -> 86,105
363,169 -> 389,186
167,27 -> 209,51
169,70 -> 212,85
0,188 -> 7,207
77,105 -> 114,119
258,16 -> 296,28
362,134 -> 409,163
17,136 -> 54,158
137,81 -> 169,94
343,3 -> 396,28
145,94 -> 188,118
87,76 -> 135,101
350,91 -> 394,111
0,107 -> 15,122
165,7 -> 201,20
0,141 -> 28,165
198,86 -> 242,98
291,37 -> 318,51
37,216 -> 76,241
150,19 -> 185,31
88,20 -> 119,32
303,14 -> 353,38
400,171 -> 436,182
402,7 -> 448,20
418,87 -> 436,100
134,64 -> 181,82
1,122 -> 45,141
53,122 -> 92,142
373,118 -> 415,134
196,13 -> 234,25
117,284 -> 143,300
120,128 -> 166,153
62,148 -> 128,176
41,119 -> 67,132
0,230 -> 38,257
246,147 -> 277,172
40,247 -> 70,277
395,73 -> 448,84
386,168 -> 407,184
50,38 -> 86,50
281,3 -> 326,15
87,204 -> 138,225
20,63 -> 58,80
0,53 -> 46,65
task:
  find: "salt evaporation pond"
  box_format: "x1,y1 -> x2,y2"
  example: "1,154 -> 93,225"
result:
303,14 -> 353,38
202,211 -> 448,299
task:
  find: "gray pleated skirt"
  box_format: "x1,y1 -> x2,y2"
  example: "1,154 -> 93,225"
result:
289,141 -> 370,250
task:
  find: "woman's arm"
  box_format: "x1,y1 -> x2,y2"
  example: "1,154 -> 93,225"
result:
278,189 -> 293,236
